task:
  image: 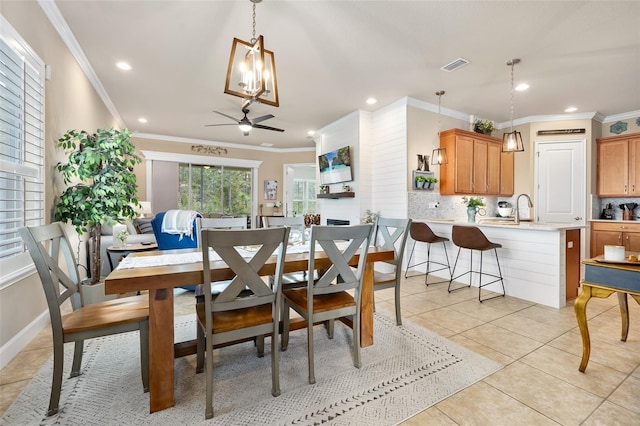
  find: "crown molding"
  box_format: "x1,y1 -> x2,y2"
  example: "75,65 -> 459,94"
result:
139,150 -> 262,168
132,133 -> 315,153
602,110 -> 640,123
38,0 -> 124,129
406,97 -> 470,122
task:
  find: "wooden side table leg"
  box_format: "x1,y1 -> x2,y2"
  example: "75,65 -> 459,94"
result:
574,285 -> 592,373
618,292 -> 629,342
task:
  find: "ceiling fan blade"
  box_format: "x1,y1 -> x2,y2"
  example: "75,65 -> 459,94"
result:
252,124 -> 285,132
251,114 -> 275,124
204,123 -> 237,127
212,110 -> 240,123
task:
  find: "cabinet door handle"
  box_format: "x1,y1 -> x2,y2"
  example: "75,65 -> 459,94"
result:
625,184 -> 627,193
619,233 -> 622,242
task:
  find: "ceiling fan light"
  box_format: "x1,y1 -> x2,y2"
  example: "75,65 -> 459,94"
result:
502,130 -> 525,152
239,123 -> 252,133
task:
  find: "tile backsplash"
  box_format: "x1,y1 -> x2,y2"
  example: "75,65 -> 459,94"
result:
591,195 -> 640,221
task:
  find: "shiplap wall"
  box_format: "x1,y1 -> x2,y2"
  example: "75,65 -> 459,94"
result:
370,101 -> 409,219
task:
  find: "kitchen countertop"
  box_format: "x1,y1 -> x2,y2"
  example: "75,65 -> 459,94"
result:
423,218 -> 587,231
589,219 -> 640,223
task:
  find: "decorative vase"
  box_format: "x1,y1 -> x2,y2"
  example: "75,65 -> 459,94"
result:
467,206 -> 477,223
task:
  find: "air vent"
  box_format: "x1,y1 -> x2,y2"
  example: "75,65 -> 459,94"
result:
441,57 -> 470,72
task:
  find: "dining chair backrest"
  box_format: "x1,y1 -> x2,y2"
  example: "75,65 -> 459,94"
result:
19,223 -> 83,322
198,217 -> 247,230
372,217 -> 412,269
151,211 -> 201,250
263,216 -> 306,242
308,224 -> 372,299
201,227 -> 289,315
371,217 -> 412,326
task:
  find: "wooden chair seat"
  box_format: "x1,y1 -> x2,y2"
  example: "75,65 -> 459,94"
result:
63,296 -> 148,335
196,302 -> 273,334
283,288 -> 355,313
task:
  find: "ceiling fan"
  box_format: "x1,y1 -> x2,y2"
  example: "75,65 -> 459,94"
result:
205,108 -> 285,136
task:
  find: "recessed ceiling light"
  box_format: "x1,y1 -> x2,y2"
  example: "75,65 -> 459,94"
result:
366,97 -> 377,105
138,117 -> 147,123
515,83 -> 529,91
307,130 -> 315,136
116,61 -> 132,71
565,106 -> 578,113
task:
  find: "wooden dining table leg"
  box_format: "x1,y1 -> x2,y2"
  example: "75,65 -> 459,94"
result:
149,288 -> 175,413
360,261 -> 374,347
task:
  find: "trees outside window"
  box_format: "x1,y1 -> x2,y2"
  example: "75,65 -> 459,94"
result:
178,164 -> 252,217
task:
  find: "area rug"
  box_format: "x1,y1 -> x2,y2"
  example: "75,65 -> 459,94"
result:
1,314 -> 501,425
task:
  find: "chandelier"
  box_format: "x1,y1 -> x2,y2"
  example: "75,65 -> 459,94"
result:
502,59 -> 525,152
224,0 -> 279,107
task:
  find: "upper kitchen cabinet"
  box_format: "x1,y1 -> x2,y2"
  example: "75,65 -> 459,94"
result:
439,128 -> 512,196
597,132 -> 640,197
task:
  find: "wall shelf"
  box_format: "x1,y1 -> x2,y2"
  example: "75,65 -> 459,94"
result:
317,191 -> 355,199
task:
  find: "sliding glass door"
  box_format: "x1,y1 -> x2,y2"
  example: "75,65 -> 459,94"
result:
178,164 -> 252,218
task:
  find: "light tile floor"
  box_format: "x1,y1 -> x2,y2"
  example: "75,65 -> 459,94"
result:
2,275 -> 639,425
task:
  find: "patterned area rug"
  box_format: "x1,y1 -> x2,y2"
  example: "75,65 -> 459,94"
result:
2,314 -> 501,425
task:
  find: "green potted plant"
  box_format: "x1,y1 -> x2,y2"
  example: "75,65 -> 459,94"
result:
474,119 -> 495,135
462,196 -> 486,223
415,175 -> 428,189
425,176 -> 438,190
55,128 -> 142,286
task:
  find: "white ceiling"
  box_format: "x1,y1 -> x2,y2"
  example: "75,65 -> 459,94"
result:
49,0 -> 640,150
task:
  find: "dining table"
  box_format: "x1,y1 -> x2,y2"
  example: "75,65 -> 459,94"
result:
104,244 -> 394,413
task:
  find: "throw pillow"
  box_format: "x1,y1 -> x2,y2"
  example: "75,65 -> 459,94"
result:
136,218 -> 155,234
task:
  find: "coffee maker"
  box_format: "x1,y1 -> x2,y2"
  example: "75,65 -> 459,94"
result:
600,203 -> 613,220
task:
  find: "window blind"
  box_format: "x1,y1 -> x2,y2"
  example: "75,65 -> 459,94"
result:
0,23 -> 45,260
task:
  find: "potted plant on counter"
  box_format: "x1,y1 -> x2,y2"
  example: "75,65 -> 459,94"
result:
55,128 -> 142,301
462,196 -> 486,223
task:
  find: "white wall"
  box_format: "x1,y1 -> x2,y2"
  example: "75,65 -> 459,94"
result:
316,111 -> 365,225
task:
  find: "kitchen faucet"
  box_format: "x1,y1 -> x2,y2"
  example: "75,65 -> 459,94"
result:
514,194 -> 533,224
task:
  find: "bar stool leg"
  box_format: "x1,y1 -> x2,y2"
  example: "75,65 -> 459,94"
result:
404,241 -> 417,278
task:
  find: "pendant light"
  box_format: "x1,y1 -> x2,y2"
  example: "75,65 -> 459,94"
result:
431,90 -> 448,165
502,59 -> 524,152
224,0 -> 279,107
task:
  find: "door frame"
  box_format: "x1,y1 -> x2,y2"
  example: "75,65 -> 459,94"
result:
282,163 -> 316,217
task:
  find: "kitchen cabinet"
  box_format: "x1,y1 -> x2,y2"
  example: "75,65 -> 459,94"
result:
596,133 -> 640,196
500,151 -> 514,196
439,128 -> 509,195
590,221 -> 640,257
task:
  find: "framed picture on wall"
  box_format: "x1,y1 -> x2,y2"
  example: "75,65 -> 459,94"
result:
264,180 -> 277,200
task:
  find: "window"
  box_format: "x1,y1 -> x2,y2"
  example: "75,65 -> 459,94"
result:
292,179 -> 317,215
178,163 -> 253,218
0,17 -> 45,263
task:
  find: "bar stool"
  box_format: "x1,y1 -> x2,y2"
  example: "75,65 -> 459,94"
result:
449,225 -> 505,302
404,222 -> 451,285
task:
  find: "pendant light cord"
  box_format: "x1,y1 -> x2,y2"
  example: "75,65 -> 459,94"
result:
510,61 -> 515,132
251,2 -> 257,42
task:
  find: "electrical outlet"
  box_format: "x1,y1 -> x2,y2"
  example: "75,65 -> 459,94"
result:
428,202 -> 439,209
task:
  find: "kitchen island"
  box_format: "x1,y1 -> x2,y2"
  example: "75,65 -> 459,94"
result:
411,219 -> 586,308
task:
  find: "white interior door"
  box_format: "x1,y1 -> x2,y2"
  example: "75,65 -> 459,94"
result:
535,139 -> 585,223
